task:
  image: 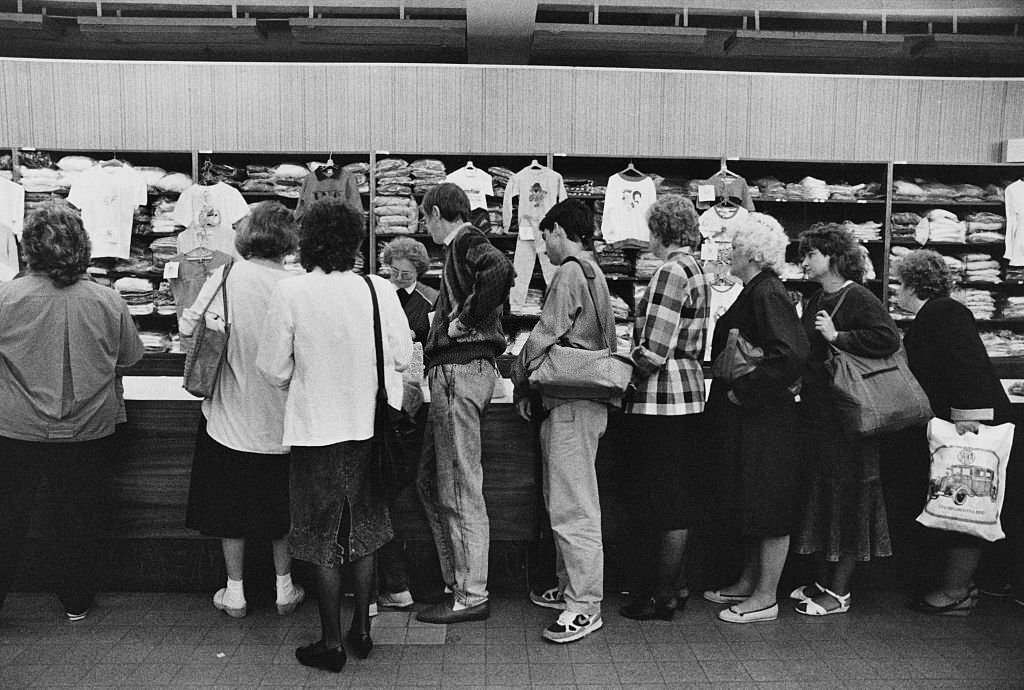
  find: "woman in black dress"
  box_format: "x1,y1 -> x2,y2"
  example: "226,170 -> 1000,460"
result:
790,223 -> 900,616
702,214 -> 809,623
892,249 -> 1019,615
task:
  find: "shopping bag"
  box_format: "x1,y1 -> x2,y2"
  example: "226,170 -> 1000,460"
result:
916,418 -> 1013,541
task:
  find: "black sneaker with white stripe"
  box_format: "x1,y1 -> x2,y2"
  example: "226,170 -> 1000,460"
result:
542,611 -> 602,643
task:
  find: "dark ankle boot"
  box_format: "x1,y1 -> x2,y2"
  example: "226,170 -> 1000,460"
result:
295,641 -> 346,672
619,595 -> 677,621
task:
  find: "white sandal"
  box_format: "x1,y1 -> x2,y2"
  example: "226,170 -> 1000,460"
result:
788,582 -> 824,603
795,587 -> 850,616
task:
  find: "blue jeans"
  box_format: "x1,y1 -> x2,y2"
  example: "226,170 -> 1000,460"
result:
416,360 -> 497,607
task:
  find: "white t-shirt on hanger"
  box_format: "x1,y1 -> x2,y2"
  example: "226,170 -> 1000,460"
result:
0,177 -> 25,238
1004,179 -> 1024,266
445,166 -> 494,211
67,165 -> 148,259
172,182 -> 250,258
502,166 -> 567,240
601,174 -> 656,246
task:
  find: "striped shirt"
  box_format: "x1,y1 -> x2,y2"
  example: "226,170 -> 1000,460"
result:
626,248 -> 710,416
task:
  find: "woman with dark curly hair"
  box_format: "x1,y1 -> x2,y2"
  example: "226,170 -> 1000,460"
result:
888,249 -> 1020,615
257,198 -> 413,672
789,223 -> 900,617
617,194 -> 710,621
0,201 -> 143,621
181,201 -> 304,620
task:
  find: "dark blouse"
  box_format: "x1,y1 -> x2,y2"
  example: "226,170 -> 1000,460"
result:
710,271 -> 808,409
397,282 -> 438,344
903,296 -> 1009,423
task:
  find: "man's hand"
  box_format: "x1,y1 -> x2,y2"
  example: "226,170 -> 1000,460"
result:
448,318 -> 472,340
515,397 -> 532,422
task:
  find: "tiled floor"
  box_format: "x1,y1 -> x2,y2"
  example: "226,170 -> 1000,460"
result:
1,589 -> 1022,688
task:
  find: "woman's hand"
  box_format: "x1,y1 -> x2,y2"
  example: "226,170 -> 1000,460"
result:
955,421 -> 980,435
814,310 -> 838,343
515,397 -> 532,422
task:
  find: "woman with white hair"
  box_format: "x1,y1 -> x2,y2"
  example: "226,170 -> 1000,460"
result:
701,213 -> 809,623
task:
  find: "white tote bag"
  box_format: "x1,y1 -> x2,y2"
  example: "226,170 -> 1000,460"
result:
916,418 -> 1014,542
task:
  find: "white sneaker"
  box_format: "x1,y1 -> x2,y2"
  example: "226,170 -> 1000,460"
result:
378,590 -> 414,609
276,584 -> 305,615
542,611 -> 603,643
213,588 -> 247,618
530,587 -> 566,610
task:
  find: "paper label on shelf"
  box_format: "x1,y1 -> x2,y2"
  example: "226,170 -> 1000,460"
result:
163,261 -> 179,279
698,185 -> 716,203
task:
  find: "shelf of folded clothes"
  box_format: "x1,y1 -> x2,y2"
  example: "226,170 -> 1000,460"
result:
891,199 -> 1004,207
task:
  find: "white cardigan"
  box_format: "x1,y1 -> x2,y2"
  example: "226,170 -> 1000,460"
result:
256,269 -> 413,447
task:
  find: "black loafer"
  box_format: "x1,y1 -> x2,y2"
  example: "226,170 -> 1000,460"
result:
415,597 -> 490,624
295,641 -> 346,672
619,595 -> 677,621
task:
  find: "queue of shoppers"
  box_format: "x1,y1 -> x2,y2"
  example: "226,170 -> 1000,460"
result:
1,195 -> 1021,677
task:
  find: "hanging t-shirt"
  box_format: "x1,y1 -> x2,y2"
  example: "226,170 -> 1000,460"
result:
67,165 -> 148,259
501,165 -> 567,240
171,182 -> 249,258
1004,179 -> 1024,266
445,166 -> 494,211
294,168 -> 361,220
698,205 -> 750,273
601,173 -> 656,246
696,171 -> 756,211
0,177 -> 25,239
704,280 -> 743,362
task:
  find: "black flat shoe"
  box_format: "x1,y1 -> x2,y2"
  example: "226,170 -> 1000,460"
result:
295,641 -> 346,672
907,592 -> 975,617
346,628 -> 373,659
619,595 -> 676,621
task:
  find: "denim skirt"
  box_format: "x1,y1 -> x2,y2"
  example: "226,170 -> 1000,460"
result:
288,439 -> 393,568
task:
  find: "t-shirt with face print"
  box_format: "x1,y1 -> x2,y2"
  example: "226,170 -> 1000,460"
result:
171,182 -> 250,258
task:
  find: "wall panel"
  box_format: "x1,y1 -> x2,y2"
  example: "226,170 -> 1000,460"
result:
0,59 -> 1020,163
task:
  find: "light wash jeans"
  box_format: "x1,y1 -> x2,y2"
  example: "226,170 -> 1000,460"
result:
539,399 -> 608,617
510,238 -> 555,312
417,360 -> 497,607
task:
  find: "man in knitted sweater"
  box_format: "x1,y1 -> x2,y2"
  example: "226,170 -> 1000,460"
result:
416,183 -> 514,624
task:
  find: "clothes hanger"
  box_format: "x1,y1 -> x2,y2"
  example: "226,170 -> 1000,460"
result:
718,160 -> 740,179
465,160 -> 476,170
184,228 -> 214,263
618,161 -> 645,179
318,152 -> 337,178
529,158 -> 543,169
100,153 -> 124,168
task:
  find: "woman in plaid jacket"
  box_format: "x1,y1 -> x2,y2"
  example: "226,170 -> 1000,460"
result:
618,194 -> 710,621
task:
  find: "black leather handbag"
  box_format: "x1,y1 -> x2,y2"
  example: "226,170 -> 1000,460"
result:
364,276 -> 420,501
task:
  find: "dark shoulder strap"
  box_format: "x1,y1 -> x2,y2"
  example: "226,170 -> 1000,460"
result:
827,284 -> 852,319
362,275 -> 386,399
219,260 -> 234,324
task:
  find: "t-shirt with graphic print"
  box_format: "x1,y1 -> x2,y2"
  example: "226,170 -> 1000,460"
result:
67,165 -> 148,259
600,173 -> 656,247
445,166 -> 494,212
501,166 -> 567,240
171,182 -> 250,258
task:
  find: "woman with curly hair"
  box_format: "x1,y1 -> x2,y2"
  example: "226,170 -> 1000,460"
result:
789,223 -> 900,617
181,201 -> 305,620
889,249 -> 1019,615
257,198 -> 412,672
702,214 -> 808,623
617,194 -> 710,621
0,201 -> 143,621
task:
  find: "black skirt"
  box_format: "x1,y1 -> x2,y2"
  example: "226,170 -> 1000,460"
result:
186,416 -> 291,539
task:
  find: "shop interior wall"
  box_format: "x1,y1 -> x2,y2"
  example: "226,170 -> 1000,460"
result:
1,59 -> 1022,162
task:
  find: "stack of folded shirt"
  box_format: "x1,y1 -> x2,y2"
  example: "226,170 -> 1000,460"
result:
595,245 -> 632,277
844,220 -> 882,242
423,257 -> 444,279
200,162 -> 245,186
375,158 -> 413,196
952,287 -> 996,320
149,237 -> 179,269
609,294 -> 631,321
240,165 -> 275,193
1004,266 -> 1024,283
752,177 -> 786,199
984,184 -> 1005,202
799,176 -> 830,201
827,183 -> 862,201
270,163 -> 309,198
19,166 -> 62,193
153,283 -> 177,316
961,253 -> 1001,283
487,167 -> 515,197
411,159 -> 446,195
891,212 -> 922,241
115,276 -> 156,316
153,172 -> 192,194
951,183 -> 987,202
892,179 -> 927,200
1000,296 -> 1024,319
965,212 -> 1007,244
981,331 -> 1024,357
372,195 -> 418,234
150,198 -> 179,234
342,162 -> 370,194
634,252 -> 662,280
855,182 -> 883,200
916,209 -> 966,244
138,331 -> 171,353
563,179 -> 594,196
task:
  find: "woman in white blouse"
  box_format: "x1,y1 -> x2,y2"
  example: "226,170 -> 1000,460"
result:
181,201 -> 304,621
257,198 -> 413,673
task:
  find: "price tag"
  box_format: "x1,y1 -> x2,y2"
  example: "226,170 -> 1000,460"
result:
697,184 -> 716,203
163,261 -> 179,279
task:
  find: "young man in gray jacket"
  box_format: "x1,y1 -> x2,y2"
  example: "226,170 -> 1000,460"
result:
511,199 -> 618,643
